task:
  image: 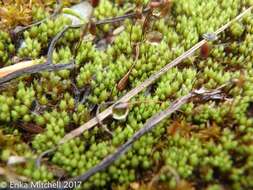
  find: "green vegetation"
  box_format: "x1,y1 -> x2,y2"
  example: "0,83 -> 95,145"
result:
1,0 -> 253,190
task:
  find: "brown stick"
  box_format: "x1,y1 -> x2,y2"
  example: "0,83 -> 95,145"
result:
0,61 -> 75,85
0,60 -> 37,78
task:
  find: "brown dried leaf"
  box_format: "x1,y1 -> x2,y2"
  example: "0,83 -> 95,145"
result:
200,42 -> 210,58
117,44 -> 140,91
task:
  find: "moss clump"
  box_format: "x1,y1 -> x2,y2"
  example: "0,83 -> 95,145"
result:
0,31 -> 15,66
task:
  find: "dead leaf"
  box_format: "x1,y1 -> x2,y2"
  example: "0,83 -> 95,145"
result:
117,43 -> 140,91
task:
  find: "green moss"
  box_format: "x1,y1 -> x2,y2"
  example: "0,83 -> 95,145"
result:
2,1 -> 253,189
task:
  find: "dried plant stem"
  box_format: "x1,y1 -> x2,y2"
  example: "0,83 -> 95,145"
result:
46,24 -> 82,65
0,60 -> 37,78
0,61 -> 74,85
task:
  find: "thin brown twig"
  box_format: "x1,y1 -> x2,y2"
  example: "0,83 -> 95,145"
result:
58,6 -> 253,145
46,24 -> 82,65
0,61 -> 75,85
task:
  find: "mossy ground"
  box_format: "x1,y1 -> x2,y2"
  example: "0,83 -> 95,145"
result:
1,0 -> 253,190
